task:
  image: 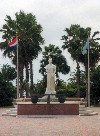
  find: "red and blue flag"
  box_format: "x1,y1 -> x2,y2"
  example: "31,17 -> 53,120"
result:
8,38 -> 18,49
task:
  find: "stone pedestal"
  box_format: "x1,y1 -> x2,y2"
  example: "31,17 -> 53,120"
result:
17,102 -> 79,115
39,93 -> 58,102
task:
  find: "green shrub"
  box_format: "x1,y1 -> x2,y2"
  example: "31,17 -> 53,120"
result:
0,65 -> 16,107
31,94 -> 38,103
56,89 -> 66,103
35,80 -> 46,95
0,81 -> 16,107
58,96 -> 65,103
56,89 -> 77,98
56,89 -> 66,97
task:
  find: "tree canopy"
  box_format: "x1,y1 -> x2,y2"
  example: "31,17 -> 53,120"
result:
39,44 -> 70,78
62,24 -> 100,68
0,10 -> 44,65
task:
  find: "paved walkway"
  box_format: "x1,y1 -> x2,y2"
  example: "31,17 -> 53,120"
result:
0,107 -> 100,136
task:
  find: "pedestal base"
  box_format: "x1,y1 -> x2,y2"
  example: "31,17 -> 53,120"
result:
39,94 -> 58,102
45,90 -> 56,95
17,102 -> 79,115
39,92 -> 57,102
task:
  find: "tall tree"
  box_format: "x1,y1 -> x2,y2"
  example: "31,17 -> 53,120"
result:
0,11 -> 44,97
62,24 -> 100,98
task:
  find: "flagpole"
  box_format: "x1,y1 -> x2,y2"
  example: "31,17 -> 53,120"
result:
87,37 -> 90,107
16,34 -> 19,99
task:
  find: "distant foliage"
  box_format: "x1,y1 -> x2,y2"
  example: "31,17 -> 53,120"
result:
91,65 -> 100,104
0,65 -> 16,107
0,77 -> 16,107
34,79 -> 46,95
1,64 -> 17,81
56,80 -> 77,98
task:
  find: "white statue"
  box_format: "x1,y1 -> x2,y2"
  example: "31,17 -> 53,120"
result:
45,57 -> 56,94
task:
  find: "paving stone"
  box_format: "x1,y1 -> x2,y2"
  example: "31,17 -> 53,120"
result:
0,107 -> 100,136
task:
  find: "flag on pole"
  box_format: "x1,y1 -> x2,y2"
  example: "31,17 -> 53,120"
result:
8,38 -> 18,49
82,37 -> 89,55
8,37 -> 19,98
82,36 -> 91,106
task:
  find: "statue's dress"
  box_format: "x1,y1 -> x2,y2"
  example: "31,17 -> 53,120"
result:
45,64 -> 56,94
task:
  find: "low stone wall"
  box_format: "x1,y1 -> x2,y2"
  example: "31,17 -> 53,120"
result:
13,98 -> 31,105
66,98 -> 87,106
17,103 -> 79,115
66,98 -> 85,101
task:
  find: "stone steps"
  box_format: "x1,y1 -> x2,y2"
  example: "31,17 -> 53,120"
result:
79,112 -> 98,116
2,108 -> 17,117
2,113 -> 17,117
6,108 -> 17,112
6,110 -> 17,114
79,105 -> 98,116
79,110 -> 94,114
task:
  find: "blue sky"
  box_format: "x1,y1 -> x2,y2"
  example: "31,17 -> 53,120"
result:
0,0 -> 100,83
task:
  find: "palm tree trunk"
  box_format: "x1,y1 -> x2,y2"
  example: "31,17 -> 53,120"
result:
30,61 -> 34,96
76,60 -> 80,97
19,64 -> 24,98
26,64 -> 29,97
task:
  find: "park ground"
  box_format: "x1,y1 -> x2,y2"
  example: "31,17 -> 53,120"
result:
0,107 -> 100,136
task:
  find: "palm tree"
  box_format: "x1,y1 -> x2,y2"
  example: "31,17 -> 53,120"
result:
0,11 -> 44,97
62,24 -> 100,98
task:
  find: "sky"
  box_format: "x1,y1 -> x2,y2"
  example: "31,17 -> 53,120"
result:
0,0 -> 100,83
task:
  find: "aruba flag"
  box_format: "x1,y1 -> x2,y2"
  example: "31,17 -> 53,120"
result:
8,38 -> 18,49
82,37 -> 89,55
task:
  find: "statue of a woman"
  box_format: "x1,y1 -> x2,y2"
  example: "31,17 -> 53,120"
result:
45,57 -> 56,94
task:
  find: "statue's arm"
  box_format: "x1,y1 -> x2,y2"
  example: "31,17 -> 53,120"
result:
52,65 -> 56,77
54,65 -> 56,73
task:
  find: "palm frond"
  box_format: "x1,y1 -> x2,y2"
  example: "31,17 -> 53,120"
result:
92,31 -> 99,38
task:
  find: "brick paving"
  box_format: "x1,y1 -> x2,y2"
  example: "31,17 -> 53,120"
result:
0,107 -> 100,136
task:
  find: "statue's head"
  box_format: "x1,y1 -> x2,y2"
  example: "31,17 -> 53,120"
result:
48,57 -> 52,64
